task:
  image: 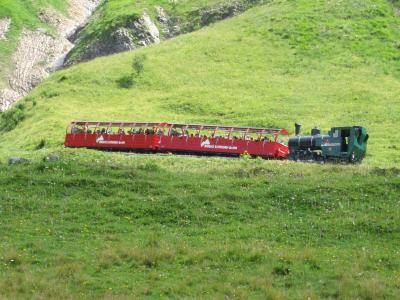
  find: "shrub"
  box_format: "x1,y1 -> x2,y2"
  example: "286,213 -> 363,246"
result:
0,105 -> 26,132
116,55 -> 146,88
132,55 -> 146,76
35,139 -> 46,150
117,75 -> 135,88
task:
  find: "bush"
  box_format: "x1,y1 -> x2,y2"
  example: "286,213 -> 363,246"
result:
0,105 -> 26,132
116,55 -> 146,88
117,75 -> 135,88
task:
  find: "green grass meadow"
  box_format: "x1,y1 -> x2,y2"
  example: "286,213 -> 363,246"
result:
0,151 -> 399,298
0,0 -> 400,298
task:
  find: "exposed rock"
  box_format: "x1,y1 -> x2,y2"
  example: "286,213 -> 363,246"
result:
65,12 -> 160,65
38,9 -> 65,34
0,89 -> 19,111
186,1 -> 248,31
137,12 -> 160,45
67,0 -> 100,38
156,6 -> 168,25
44,154 -> 60,162
0,18 -> 11,40
0,28 -> 72,112
156,6 -> 180,38
9,157 -> 30,165
112,28 -> 136,52
0,0 -> 100,112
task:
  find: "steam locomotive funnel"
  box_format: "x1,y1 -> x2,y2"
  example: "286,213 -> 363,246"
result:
295,123 -> 301,135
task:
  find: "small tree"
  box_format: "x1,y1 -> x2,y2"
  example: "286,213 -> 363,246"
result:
117,55 -> 146,89
132,55 -> 146,77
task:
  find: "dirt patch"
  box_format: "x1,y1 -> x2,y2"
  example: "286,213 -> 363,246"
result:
0,18 -> 11,40
0,0 -> 100,112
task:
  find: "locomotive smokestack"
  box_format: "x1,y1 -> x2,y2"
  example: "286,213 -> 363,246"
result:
295,123 -> 301,135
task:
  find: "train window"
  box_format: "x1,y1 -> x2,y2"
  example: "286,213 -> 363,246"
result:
340,129 -> 350,152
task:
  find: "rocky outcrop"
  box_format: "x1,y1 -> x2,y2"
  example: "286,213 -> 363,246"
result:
0,18 -> 11,40
65,0 -> 264,66
8,157 -> 30,165
155,6 -> 181,38
0,0 -> 100,112
185,1 -> 248,30
65,12 -> 160,65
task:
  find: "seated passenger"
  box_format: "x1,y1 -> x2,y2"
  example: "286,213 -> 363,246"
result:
71,127 -> 80,134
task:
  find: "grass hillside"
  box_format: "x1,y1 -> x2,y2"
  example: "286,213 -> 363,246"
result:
0,0 -> 400,298
1,0 -> 399,165
0,152 -> 399,298
0,0 -> 66,87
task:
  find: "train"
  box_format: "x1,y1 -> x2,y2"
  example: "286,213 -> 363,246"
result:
64,121 -> 368,163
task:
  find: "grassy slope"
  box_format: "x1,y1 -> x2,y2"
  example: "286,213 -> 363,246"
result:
0,0 -> 66,88
1,0 -> 400,165
0,0 -> 400,298
0,151 -> 399,298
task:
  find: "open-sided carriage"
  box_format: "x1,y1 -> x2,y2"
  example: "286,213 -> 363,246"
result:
64,121 -> 290,159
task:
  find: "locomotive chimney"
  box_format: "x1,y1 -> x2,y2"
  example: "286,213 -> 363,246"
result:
295,123 -> 301,135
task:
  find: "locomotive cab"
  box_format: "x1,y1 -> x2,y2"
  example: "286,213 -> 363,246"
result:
323,126 -> 368,162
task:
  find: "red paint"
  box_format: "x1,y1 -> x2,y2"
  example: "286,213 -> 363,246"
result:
64,121 -> 289,159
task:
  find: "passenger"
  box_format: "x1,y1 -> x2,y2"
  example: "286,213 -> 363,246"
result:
101,128 -> 106,134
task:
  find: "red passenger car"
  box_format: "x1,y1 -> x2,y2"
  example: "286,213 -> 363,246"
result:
65,121 -> 289,159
